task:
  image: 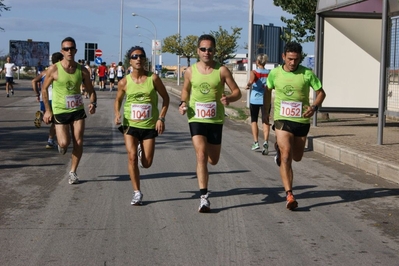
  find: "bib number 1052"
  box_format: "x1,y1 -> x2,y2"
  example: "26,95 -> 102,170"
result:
280,101 -> 302,118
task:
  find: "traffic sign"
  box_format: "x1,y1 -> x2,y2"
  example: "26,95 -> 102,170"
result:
95,57 -> 102,65
95,49 -> 103,57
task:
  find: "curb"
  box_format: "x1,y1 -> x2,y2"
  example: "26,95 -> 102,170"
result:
308,136 -> 399,183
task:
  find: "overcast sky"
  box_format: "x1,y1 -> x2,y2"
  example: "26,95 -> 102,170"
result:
0,0 -> 314,66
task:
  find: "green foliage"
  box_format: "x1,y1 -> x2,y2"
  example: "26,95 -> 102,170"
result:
162,26 -> 242,66
163,34 -> 198,67
0,0 -> 12,32
273,0 -> 317,43
211,26 -> 242,64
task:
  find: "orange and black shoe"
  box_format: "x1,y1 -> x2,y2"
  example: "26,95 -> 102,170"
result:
274,142 -> 281,167
286,193 -> 298,210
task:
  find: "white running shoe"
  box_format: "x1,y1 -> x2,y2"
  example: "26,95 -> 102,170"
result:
198,193 -> 211,213
262,141 -> 269,155
58,145 -> 67,155
131,191 -> 143,205
68,172 -> 79,185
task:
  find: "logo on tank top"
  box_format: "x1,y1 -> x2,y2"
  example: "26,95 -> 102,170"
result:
132,92 -> 146,101
198,82 -> 211,94
66,81 -> 76,91
282,85 -> 294,96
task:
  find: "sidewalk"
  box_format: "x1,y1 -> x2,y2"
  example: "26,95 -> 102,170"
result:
163,79 -> 399,184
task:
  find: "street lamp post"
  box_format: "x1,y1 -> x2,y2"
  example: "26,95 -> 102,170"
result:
119,0 -> 124,62
132,13 -> 159,73
135,25 -> 156,72
177,0 -> 181,85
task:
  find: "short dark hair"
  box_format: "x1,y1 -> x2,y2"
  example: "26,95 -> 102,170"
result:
61,37 -> 76,47
51,52 -> 63,64
128,46 -> 146,58
284,42 -> 303,55
197,34 -> 216,47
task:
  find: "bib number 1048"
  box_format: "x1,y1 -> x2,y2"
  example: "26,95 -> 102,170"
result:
195,102 -> 216,119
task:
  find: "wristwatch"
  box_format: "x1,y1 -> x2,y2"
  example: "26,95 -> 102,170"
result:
91,102 -> 97,108
311,105 -> 318,112
158,117 -> 165,122
179,101 -> 186,107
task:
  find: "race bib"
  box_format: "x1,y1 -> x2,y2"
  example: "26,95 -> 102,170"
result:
65,94 -> 84,109
280,101 -> 302,118
130,103 -> 152,120
195,102 -> 217,119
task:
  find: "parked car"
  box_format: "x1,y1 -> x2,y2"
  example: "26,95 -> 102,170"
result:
165,71 -> 176,78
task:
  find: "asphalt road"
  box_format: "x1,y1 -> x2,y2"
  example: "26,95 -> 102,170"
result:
1,81 -> 399,266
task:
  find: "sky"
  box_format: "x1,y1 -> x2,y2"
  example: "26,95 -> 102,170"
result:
0,0 -> 315,66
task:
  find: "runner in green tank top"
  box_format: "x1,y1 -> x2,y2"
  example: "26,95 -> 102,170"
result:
265,42 -> 326,210
114,46 -> 170,206
178,34 -> 241,213
41,37 -> 97,185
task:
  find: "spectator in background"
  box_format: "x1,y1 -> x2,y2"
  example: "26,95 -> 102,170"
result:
3,56 -> 17,97
31,52 -> 64,148
116,61 -> 125,82
245,53 -> 271,155
97,62 -> 107,91
108,63 -> 116,92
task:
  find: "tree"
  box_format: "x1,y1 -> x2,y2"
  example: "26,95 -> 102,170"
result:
162,34 -> 198,67
273,0 -> 317,43
162,26 -> 242,66
0,0 -> 12,31
210,26 -> 242,64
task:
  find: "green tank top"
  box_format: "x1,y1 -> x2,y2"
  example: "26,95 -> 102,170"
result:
52,62 -> 84,115
267,65 -> 322,124
123,72 -> 159,129
188,63 -> 224,124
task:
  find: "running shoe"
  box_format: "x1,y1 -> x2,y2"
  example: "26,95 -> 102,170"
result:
68,171 -> 79,185
198,193 -> 211,213
58,145 -> 67,155
131,191 -> 143,205
34,111 -> 43,128
262,141 -> 269,155
46,139 -> 55,149
251,142 -> 260,150
274,142 -> 281,166
11,90 -> 14,95
6,94 -> 9,98
137,144 -> 143,168
286,193 -> 298,210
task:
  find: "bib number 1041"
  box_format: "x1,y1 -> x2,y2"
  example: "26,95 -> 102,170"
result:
130,103 -> 152,120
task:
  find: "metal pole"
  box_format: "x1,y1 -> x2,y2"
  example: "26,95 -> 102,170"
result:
119,0 -> 124,62
247,0 -> 253,108
377,0 -> 388,145
177,0 -> 181,85
132,13 -> 158,72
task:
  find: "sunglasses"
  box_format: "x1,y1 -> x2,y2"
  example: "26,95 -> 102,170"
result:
62,47 -> 76,52
131,54 -> 146,60
199,47 -> 214,53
